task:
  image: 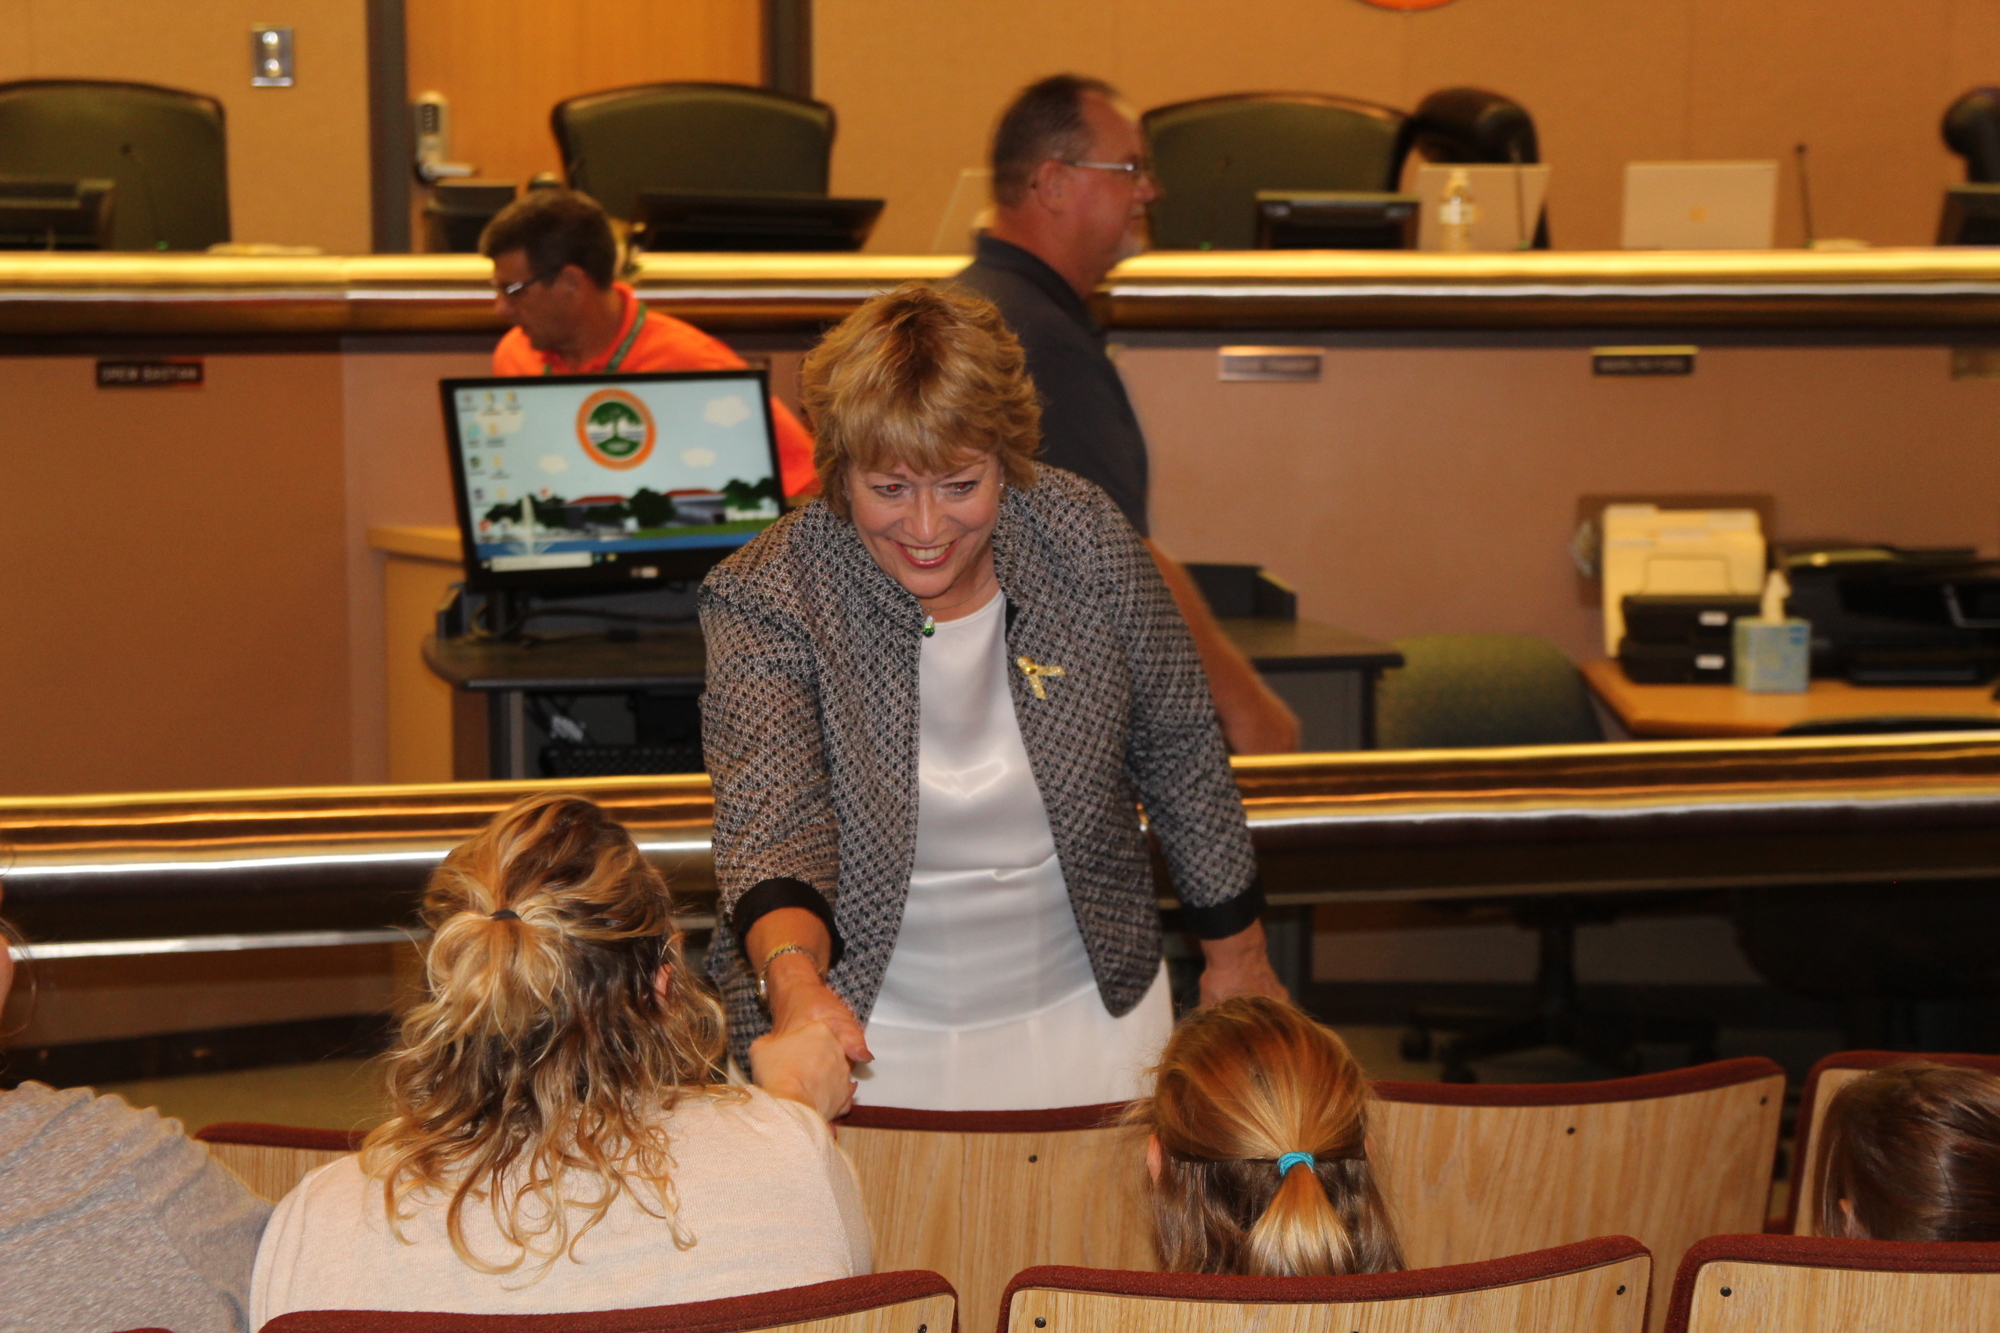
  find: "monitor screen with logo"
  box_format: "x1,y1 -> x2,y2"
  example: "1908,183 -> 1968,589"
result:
440,370 -> 783,592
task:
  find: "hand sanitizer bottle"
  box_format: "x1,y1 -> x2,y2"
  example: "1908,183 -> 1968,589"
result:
1439,168 -> 1478,253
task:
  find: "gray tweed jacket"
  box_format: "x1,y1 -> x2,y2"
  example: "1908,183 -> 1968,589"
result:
697,466 -> 1261,1063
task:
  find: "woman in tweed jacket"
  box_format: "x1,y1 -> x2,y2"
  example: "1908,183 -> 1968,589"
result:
704,285 -> 1282,1112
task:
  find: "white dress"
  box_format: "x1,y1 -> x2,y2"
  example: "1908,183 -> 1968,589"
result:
855,590 -> 1173,1111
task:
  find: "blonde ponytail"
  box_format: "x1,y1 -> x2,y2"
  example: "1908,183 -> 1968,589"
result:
1131,997 -> 1403,1277
362,794 -> 732,1276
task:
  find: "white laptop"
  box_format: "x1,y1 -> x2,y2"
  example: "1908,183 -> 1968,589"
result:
1413,164 -> 1550,251
1622,161 -> 1777,250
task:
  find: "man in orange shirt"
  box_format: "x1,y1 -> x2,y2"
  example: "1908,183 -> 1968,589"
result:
481,189 -> 817,499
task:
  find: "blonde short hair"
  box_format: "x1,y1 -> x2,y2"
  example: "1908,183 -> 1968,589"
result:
362,794 -> 730,1275
801,282 -> 1040,517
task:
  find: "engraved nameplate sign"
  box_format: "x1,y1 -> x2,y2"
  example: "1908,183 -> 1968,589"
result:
1219,347 -> 1323,382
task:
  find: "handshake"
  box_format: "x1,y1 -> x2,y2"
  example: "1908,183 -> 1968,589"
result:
749,1020 -> 859,1121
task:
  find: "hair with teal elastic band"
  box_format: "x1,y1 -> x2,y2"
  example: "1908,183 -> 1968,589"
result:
1276,1151 -> 1316,1176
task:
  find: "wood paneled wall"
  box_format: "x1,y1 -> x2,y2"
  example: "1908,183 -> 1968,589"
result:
0,0 -> 373,254
405,0 -> 763,199
818,0 -> 2000,254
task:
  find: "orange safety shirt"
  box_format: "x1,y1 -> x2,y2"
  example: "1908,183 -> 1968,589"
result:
493,282 -> 818,499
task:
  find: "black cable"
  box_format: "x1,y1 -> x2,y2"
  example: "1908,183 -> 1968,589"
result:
118,141 -> 164,250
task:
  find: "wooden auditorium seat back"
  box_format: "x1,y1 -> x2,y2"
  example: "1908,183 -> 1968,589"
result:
1369,1058 -> 1784,1333
193,1122 -> 361,1202
258,1270 -> 958,1333
1785,1050 -> 2000,1234
1663,1234 -> 2000,1333
999,1236 -> 1651,1333
834,1104 -> 1154,1327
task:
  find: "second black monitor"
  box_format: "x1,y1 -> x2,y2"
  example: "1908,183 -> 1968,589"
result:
633,190 -> 883,252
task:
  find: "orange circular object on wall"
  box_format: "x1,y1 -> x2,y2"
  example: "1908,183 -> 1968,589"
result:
1357,0 -> 1458,9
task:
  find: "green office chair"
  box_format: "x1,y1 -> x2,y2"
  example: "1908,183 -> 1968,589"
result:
551,81 -> 835,225
0,79 -> 229,251
1142,92 -> 1406,251
1377,634 -> 1718,1081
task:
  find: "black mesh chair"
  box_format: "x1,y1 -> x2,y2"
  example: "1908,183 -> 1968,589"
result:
0,79 -> 228,250
1390,85 -> 1550,247
1381,635 -> 1718,1081
551,81 -> 835,224
1142,92 -> 1406,251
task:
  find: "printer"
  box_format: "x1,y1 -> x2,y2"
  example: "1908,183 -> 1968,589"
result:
1778,543 -> 2000,684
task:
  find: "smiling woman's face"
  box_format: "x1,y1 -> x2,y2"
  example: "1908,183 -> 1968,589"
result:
847,453 -> 1002,619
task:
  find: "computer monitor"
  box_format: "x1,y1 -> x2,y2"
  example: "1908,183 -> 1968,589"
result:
442,370 -> 784,593
0,176 -> 114,250
1938,184 -> 2000,244
632,189 -> 883,252
1254,192 -> 1418,250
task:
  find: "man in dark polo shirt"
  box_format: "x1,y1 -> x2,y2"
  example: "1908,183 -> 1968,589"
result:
957,74 -> 1300,754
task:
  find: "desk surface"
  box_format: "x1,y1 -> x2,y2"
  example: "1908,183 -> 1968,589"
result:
427,617 -> 1396,693
1582,659 -> 2000,738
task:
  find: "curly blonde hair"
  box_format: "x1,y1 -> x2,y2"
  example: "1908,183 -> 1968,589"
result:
1129,997 -> 1404,1277
361,793 -> 730,1276
801,282 -> 1040,517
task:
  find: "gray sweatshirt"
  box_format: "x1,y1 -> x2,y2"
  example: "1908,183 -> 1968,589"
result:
0,1081 -> 271,1333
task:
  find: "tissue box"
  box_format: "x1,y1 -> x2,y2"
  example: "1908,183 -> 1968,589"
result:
1734,618 -> 1810,693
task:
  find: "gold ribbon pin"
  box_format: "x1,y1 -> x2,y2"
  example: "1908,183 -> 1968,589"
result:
1016,656 -> 1066,700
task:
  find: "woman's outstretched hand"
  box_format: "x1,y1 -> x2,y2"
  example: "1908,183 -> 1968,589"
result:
750,1020 -> 857,1121
1197,919 -> 1291,1008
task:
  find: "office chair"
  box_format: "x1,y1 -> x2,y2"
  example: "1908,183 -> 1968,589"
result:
0,79 -> 229,250
1380,634 -> 1719,1081
1391,85 -> 1550,247
1944,88 -> 2000,183
1142,92 -> 1406,250
1734,716 -> 2000,1052
551,81 -> 835,224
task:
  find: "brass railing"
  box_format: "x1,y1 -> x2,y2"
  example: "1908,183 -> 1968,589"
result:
6,733 -> 1999,954
6,248 -> 2000,336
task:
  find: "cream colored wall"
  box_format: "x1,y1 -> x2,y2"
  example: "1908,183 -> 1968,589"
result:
0,0 -> 373,253
819,0 -> 2000,254
0,353 -> 356,797
1125,340 -> 2000,662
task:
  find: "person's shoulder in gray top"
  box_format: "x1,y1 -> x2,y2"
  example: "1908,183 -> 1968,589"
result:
954,234 -> 1152,536
0,1081 -> 271,1333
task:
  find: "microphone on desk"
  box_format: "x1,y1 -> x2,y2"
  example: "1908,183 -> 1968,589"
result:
1795,142 -> 1818,249
1510,143 -> 1531,251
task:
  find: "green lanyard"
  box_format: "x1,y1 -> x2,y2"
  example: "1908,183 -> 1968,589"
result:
543,300 -> 646,376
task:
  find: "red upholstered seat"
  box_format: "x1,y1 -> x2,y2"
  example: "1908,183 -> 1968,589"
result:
1663,1233 -> 2000,1332
997,1236 -> 1652,1333
1785,1051 -> 2000,1234
258,1270 -> 957,1333
831,1103 -> 1150,1329
1369,1058 -> 1785,1333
